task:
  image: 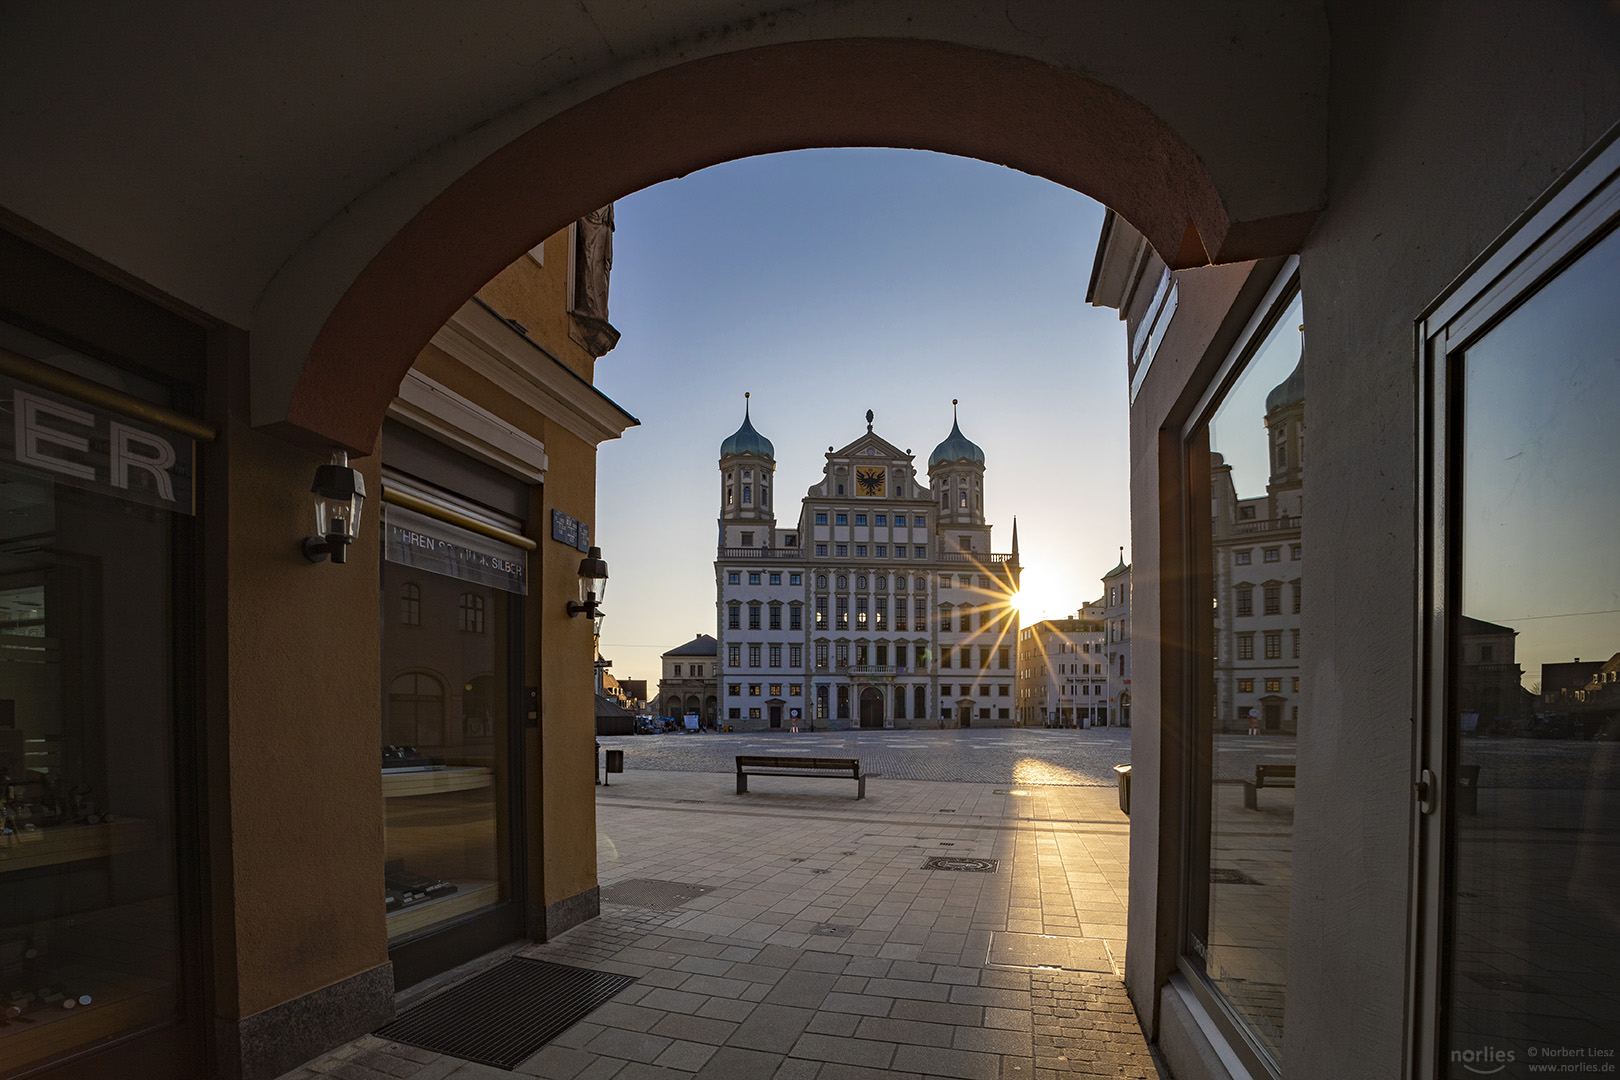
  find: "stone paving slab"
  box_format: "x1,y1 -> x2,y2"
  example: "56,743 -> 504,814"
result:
278,769 -> 1165,1080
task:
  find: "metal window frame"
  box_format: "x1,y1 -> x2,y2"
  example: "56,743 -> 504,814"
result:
1175,256 -> 1301,1080
1407,123 -> 1620,1080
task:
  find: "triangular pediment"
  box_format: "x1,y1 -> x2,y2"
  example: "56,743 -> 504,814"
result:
830,431 -> 909,461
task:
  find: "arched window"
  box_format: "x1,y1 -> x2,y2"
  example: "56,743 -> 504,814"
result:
400,582 -> 421,625
816,574 -> 828,589
459,592 -> 485,633
388,671 -> 445,747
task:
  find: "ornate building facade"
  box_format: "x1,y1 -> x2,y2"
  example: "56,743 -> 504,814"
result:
715,402 -> 1020,730
1211,352 -> 1304,733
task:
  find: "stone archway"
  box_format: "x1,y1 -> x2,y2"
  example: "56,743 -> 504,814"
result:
237,32 -> 1323,451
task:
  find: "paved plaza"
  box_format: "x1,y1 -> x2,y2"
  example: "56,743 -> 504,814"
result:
595,728 -> 1133,786
281,732 -> 1167,1080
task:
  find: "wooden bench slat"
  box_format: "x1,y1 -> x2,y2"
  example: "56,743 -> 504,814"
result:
735,755 -> 865,799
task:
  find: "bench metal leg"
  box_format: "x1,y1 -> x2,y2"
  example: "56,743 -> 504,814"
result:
1243,781 -> 1258,810
737,772 -> 748,795
856,776 -> 865,800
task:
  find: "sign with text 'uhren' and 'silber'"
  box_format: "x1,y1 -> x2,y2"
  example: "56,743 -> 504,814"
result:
385,504 -> 528,594
0,374 -> 196,513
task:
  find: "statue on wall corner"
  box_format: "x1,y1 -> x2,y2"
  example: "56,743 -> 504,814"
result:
570,203 -> 621,357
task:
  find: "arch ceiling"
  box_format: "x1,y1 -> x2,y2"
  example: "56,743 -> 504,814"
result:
0,2 -> 1326,452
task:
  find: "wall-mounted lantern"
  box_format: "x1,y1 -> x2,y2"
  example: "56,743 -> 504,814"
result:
302,450 -> 367,564
567,546 -> 608,619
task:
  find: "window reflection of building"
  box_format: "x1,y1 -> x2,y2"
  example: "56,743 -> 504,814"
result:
387,671 -> 446,747
1456,616 -> 1527,734
1211,323 -> 1304,736
400,582 -> 421,625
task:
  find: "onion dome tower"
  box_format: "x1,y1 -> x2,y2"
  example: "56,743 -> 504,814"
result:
1264,333 -> 1305,515
928,399 -> 986,528
719,393 -> 775,547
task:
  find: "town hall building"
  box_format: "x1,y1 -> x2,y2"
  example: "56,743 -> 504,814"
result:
715,399 -> 1020,730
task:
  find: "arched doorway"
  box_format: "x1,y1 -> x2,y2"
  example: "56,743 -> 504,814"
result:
859,687 -> 884,729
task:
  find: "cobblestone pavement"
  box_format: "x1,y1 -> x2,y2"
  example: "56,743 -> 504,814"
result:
597,728 -> 1132,786
281,769 -> 1167,1080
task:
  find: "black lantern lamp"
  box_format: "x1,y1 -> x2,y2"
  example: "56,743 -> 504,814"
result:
567,546 -> 608,618
302,450 -> 367,564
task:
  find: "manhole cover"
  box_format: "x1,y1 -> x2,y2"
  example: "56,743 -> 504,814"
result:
924,857 -> 999,873
600,878 -> 714,909
1210,868 -> 1261,885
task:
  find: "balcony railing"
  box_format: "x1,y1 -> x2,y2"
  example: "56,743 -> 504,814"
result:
718,547 -> 803,558
937,551 -> 1013,563
1231,516 -> 1300,534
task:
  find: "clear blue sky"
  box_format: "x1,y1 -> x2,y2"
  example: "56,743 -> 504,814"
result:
593,149 -> 1132,687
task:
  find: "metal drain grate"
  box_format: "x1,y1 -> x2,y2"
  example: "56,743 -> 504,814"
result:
376,957 -> 635,1069
1210,868 -> 1261,885
924,857 -> 999,872
812,923 -> 854,937
600,878 -> 714,909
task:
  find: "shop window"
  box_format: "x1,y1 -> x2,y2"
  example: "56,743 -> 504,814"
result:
463,674 -> 496,738
0,338 -> 197,1075
1184,276 -> 1304,1070
381,494 -> 522,961
1418,147 -> 1620,1071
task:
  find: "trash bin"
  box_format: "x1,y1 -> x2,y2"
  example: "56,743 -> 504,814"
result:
1114,764 -> 1132,816
1456,764 -> 1480,816
605,749 -> 625,775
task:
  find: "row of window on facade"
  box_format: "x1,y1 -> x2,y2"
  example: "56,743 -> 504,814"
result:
1236,676 -> 1301,694
732,531 -> 797,548
1232,581 -> 1302,616
720,684 -> 1013,722
669,663 -> 706,677
1227,629 -> 1302,660
814,511 -> 929,527
720,640 -> 1014,670
1233,543 -> 1301,564
726,571 -> 999,591
398,581 -> 487,632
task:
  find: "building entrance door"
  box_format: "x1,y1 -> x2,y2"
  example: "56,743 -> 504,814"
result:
769,704 -> 782,728
859,688 -> 883,728
1263,699 -> 1283,731
959,704 -> 972,728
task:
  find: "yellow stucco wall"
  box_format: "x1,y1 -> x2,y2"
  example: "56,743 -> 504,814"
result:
223,420 -> 387,1018
218,223 -> 610,1029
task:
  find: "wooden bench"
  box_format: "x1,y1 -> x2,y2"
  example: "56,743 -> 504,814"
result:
1242,764 -> 1296,809
736,756 -> 865,799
